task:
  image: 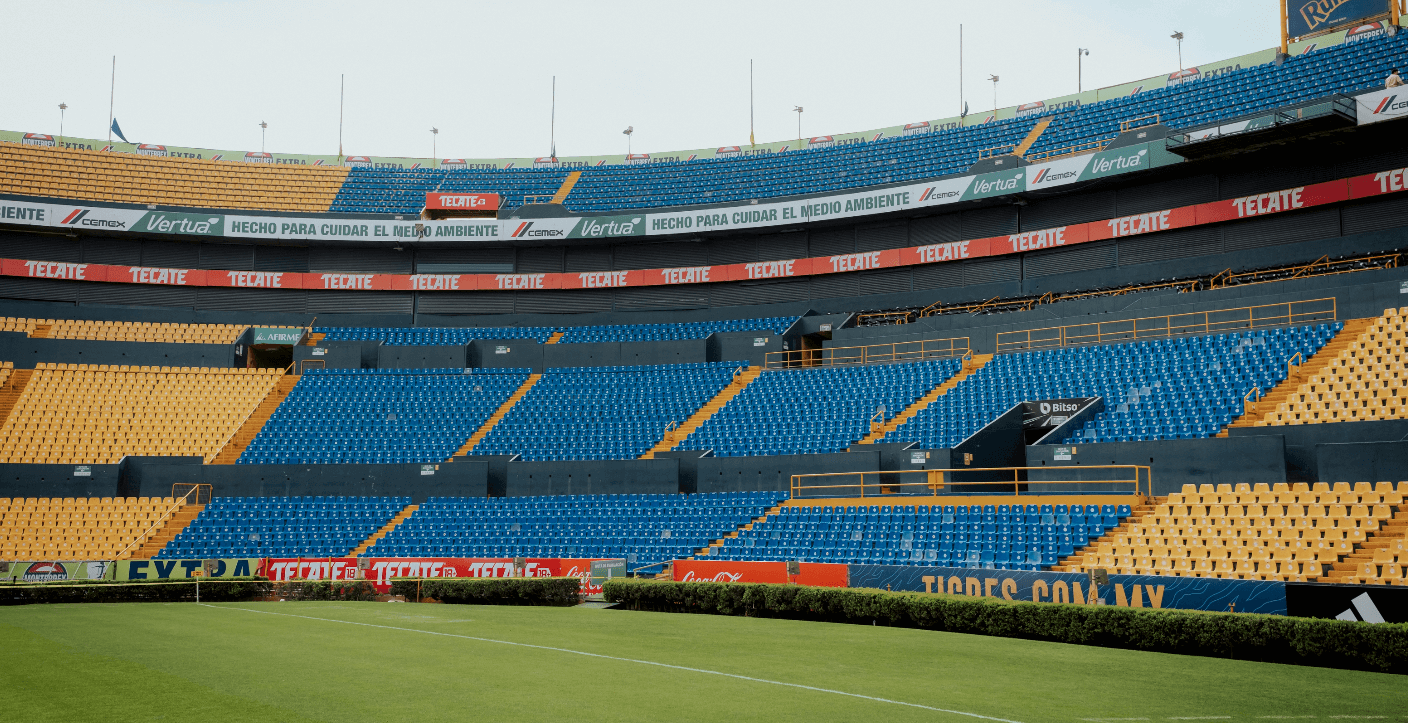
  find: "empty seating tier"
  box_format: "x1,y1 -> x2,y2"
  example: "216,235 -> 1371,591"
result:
316,326 -> 558,345
313,317 -> 797,346
1065,482 -> 1404,582
475,362 -> 745,461
159,496 -> 407,559
238,368 -> 531,465
0,364 -> 282,464
1,496 -> 192,560
885,325 -> 1335,448
368,492 -> 786,561
680,358 -> 963,457
43,319 -> 253,344
716,499 -> 1131,568
1258,309 -> 1408,425
1,142 -> 348,212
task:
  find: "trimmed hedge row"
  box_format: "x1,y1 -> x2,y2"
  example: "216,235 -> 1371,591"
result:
270,580 -> 378,602
0,578 -> 274,605
390,577 -> 582,606
603,579 -> 1408,674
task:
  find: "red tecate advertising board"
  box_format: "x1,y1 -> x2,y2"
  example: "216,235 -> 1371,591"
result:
264,557 -> 612,593
425,192 -> 500,211
672,559 -> 848,587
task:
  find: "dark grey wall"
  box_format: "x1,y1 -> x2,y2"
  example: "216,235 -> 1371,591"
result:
468,339 -> 543,372
1315,441 -> 1408,483
377,344 -> 466,369
128,461 -> 489,501
696,451 -> 880,493
505,459 -> 679,496
0,336 -> 235,369
707,331 -> 785,367
541,339 -> 709,368
1026,436 -> 1287,495
0,463 -> 121,498
293,340 -> 372,370
1231,419 -> 1408,482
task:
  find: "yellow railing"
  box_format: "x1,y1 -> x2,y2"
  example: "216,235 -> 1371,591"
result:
790,466 -> 1152,500
1119,114 -> 1161,132
764,337 -> 970,369
977,144 -> 1018,160
994,298 -> 1337,353
1024,139 -> 1107,163
1209,253 -> 1399,289
111,483 -> 211,560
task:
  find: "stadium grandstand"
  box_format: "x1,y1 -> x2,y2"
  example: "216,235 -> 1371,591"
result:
5,4 -> 1408,635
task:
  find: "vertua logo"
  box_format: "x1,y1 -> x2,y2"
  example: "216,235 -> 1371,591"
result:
1091,148 -> 1148,174
22,133 -> 55,147
135,144 -> 168,157
23,561 -> 68,582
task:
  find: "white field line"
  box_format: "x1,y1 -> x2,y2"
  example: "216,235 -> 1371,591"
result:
200,603 -> 1023,722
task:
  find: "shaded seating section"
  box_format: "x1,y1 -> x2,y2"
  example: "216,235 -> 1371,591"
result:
1259,309 -> 1408,425
326,33 -> 1408,216
238,368 -> 530,465
476,363 -> 743,461
715,501 -> 1129,568
0,142 -> 347,212
0,318 -> 39,334
367,492 -> 786,561
1350,539 -> 1408,585
314,316 -> 797,346
679,358 -> 963,457
158,496 -> 406,559
0,364 -> 282,464
1,496 -> 187,560
45,319 -> 255,344
557,316 -> 796,343
885,325 -> 1335,448
1064,482 -> 1404,582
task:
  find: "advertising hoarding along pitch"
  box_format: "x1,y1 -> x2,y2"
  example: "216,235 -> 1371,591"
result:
1286,0 -> 1390,38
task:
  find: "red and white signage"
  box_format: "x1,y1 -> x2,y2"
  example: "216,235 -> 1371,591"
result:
672,559 -> 848,587
264,557 -> 613,593
425,192 -> 500,211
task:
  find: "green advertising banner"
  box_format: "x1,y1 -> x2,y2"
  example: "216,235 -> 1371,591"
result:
250,328 -> 304,345
117,558 -> 261,580
1,560 -> 115,582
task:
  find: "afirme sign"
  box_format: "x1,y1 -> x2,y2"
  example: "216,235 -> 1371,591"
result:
250,327 -> 303,344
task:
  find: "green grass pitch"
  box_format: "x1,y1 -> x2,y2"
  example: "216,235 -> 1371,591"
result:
1,601 -> 1404,722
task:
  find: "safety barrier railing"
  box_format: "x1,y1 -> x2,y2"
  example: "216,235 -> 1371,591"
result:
994,298 -> 1337,353
790,466 -> 1151,501
1023,139 -> 1108,163
976,144 -> 1018,160
111,483 -> 212,560
764,337 -> 970,369
1209,253 -> 1399,289
1119,114 -> 1161,132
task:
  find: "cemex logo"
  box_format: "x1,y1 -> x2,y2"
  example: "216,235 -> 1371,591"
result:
23,562 -> 67,582
680,570 -> 743,582
60,209 -> 126,229
509,222 -> 565,239
1336,591 -> 1386,623
1032,167 -> 1080,184
918,186 -> 961,201
1373,94 -> 1408,115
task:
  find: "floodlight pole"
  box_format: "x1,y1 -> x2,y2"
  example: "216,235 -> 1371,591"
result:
1078,49 -> 1089,93
58,103 -> 67,148
1172,31 -> 1184,72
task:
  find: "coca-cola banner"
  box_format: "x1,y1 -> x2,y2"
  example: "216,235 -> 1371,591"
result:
263,557 -> 610,594
672,559 -> 847,588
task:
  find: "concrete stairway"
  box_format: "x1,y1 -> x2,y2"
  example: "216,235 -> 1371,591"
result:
1014,117 -> 1054,156
0,369 -> 34,427
855,354 -> 993,445
640,367 -> 761,459
546,331 -> 565,344
348,503 -> 420,556
300,332 -> 326,347
550,171 -> 583,204
1056,498 -> 1161,572
693,502 -> 785,559
128,503 -> 205,559
1220,318 -> 1373,434
212,374 -> 299,464
451,373 -> 541,458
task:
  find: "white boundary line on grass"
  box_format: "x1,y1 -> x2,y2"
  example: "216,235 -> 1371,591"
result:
200,604 -> 1023,722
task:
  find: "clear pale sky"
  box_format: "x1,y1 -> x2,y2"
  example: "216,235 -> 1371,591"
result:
0,0 -> 1280,159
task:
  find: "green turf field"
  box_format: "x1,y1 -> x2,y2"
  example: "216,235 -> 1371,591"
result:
1,601 -> 1403,722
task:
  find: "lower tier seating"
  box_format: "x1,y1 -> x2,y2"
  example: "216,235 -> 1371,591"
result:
1064,482 -> 1404,581
1,496 -> 188,560
0,364 -> 283,464
238,368 -> 530,464
886,325 -> 1335,448
158,496 -> 407,559
715,499 -> 1131,567
475,362 -> 744,461
679,358 -> 963,457
369,492 -> 786,562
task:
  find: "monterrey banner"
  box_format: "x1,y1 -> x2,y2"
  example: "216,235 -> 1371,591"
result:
849,564 -> 1288,615
2,560 -> 115,582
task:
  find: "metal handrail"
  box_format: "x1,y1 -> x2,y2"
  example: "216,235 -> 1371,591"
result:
1210,254 -> 1399,289
1242,387 -> 1262,417
112,483 -> 211,560
790,466 -> 1152,501
1119,114 -> 1161,132
763,336 -> 971,369
994,298 -> 1337,353
977,144 -> 1018,160
1024,139 -> 1107,163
